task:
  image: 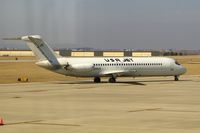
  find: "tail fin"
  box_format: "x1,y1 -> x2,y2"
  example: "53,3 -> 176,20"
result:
3,35 -> 60,66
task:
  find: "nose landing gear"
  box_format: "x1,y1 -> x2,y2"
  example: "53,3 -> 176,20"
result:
174,75 -> 179,81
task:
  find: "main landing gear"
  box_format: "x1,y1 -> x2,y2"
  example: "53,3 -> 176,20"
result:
93,77 -> 117,83
108,77 -> 116,83
174,75 -> 179,81
94,77 -> 101,83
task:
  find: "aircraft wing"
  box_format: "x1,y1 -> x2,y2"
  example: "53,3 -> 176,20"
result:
101,69 -> 136,77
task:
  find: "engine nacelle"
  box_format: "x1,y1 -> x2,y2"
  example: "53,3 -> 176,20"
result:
66,63 -> 94,71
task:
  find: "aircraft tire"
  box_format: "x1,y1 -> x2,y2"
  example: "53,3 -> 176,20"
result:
109,77 -> 116,83
174,76 -> 179,81
94,77 -> 101,83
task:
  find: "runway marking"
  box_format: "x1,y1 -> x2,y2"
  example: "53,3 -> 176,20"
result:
25,90 -> 48,92
5,120 -> 42,125
158,109 -> 200,113
27,122 -> 81,127
4,120 -> 81,127
128,108 -> 200,113
128,108 -> 161,112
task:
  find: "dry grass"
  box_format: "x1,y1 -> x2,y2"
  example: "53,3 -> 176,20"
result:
0,55 -> 199,84
0,62 -> 77,84
0,56 -> 36,60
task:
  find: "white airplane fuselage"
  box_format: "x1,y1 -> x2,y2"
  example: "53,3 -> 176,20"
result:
37,57 -> 186,78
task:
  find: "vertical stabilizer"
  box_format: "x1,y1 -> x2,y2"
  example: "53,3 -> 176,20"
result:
3,35 -> 60,67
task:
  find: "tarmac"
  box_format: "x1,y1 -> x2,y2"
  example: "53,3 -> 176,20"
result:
0,75 -> 200,133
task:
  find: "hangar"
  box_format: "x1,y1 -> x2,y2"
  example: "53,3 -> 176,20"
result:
0,50 -> 59,57
0,50 -> 155,57
59,50 -> 155,57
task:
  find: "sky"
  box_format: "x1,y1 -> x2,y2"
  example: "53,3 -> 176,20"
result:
0,0 -> 200,50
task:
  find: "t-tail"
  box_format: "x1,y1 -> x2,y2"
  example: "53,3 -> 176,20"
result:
3,35 -> 61,69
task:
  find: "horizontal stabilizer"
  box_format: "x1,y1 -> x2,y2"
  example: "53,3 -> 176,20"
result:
2,37 -> 22,40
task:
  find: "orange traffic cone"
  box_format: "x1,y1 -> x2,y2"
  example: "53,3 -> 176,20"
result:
0,118 -> 4,125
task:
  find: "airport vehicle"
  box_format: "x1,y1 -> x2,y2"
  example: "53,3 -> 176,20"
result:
4,35 -> 186,83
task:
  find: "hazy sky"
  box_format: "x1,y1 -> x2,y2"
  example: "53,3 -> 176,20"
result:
0,0 -> 200,50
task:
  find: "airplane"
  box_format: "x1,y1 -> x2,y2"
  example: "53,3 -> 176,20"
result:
3,35 -> 187,83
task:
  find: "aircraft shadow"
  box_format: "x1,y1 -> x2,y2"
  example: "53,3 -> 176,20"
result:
116,81 -> 145,85
57,81 -> 146,86
135,79 -> 191,83
55,79 -> 191,86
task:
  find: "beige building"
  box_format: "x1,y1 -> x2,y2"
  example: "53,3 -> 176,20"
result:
103,52 -> 124,57
0,50 -> 59,57
132,52 -> 152,57
71,52 -> 94,57
0,50 -> 153,57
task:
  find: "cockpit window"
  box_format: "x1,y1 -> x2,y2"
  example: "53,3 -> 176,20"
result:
175,61 -> 181,65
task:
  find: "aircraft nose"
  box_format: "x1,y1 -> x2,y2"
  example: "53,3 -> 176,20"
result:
180,66 -> 187,74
